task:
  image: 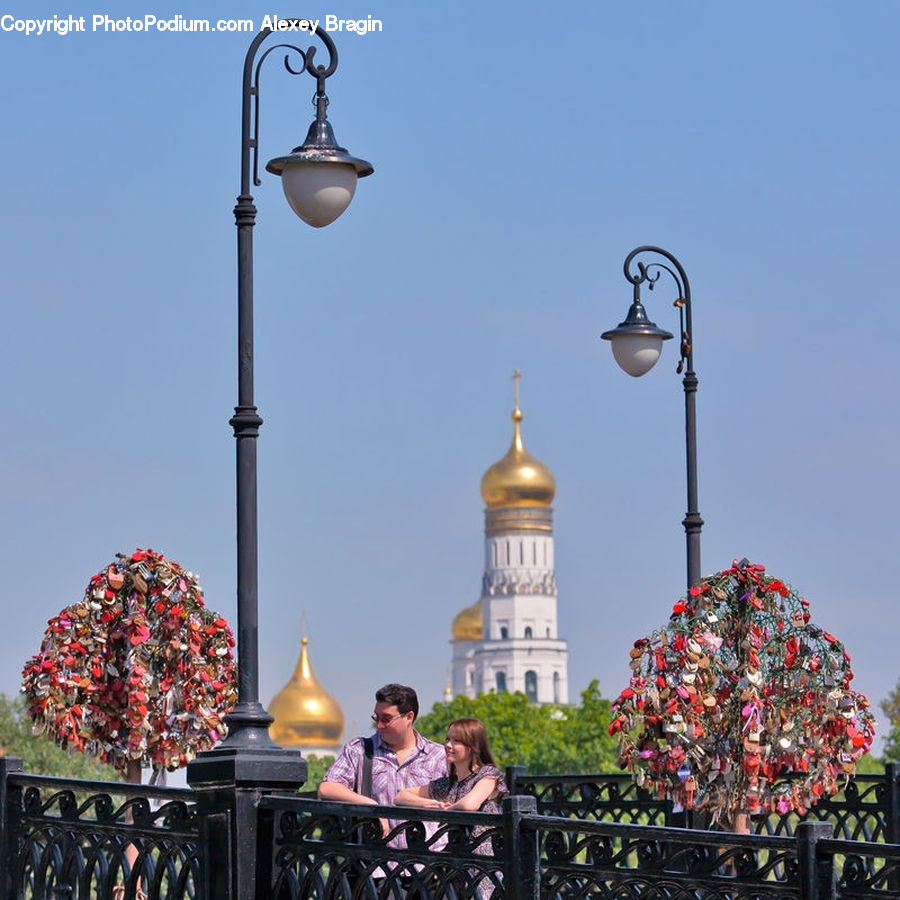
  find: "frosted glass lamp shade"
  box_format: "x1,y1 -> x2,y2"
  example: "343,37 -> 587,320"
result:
601,300 -> 673,377
280,162 -> 358,228
610,334 -> 664,377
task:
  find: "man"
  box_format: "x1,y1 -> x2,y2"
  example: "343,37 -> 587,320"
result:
319,683 -> 446,842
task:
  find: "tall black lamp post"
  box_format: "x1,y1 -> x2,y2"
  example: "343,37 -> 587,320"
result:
187,25 -> 371,792
601,246 -> 703,594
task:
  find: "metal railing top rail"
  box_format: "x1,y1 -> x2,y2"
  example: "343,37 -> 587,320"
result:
511,772 -> 637,784
521,810 -> 811,850
9,771 -> 198,801
511,770 -> 892,787
260,793 -> 503,833
259,793 -> 828,856
820,837 -> 900,858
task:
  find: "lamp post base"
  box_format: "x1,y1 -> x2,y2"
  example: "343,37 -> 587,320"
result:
186,744 -> 307,790
186,699 -> 307,789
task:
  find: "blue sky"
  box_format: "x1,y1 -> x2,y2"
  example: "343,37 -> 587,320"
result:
2,1 -> 898,770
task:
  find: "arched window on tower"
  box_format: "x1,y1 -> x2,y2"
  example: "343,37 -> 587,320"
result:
496,672 -> 507,693
525,670 -> 538,703
524,626 -> 533,639
553,671 -> 560,703
500,626 -> 509,640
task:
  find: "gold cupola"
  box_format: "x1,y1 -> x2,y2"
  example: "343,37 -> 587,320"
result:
451,598 -> 483,642
480,371 -> 555,533
268,636 -> 344,751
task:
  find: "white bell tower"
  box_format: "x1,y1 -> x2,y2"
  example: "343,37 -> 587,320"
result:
450,372 -> 568,705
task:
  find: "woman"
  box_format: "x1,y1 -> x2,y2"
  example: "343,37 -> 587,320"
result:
396,718 -> 508,896
396,717 -> 507,812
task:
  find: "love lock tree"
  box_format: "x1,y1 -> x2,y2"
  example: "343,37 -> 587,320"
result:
609,559 -> 875,830
21,548 -> 237,785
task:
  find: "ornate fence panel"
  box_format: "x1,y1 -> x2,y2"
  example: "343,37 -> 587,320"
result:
747,774 -> 898,844
509,765 -> 900,843
529,816 -> 835,900
825,837 -> 900,899
5,769 -> 200,900
506,767 -> 673,826
257,794 -> 517,899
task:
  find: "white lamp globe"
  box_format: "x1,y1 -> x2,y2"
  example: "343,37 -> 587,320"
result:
602,300 -> 673,378
280,162 -> 358,228
610,334 -> 665,377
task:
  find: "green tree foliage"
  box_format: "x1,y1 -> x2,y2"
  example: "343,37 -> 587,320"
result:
416,681 -> 620,775
880,680 -> 900,763
302,754 -> 336,792
0,693 -> 114,780
853,752 -> 884,775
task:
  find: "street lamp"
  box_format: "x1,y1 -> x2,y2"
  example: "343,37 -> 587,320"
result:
601,246 -> 703,594
188,24 -> 371,790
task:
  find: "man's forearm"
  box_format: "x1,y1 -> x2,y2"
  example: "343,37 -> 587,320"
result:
318,781 -> 378,805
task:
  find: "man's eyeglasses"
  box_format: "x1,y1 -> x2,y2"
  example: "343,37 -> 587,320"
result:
371,712 -> 406,726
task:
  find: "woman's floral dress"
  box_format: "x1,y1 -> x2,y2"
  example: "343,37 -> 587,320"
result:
429,765 -> 508,897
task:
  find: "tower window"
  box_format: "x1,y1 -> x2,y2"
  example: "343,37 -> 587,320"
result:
553,671 -> 560,703
500,626 -> 509,640
496,672 -> 507,693
524,626 -> 533,639
525,670 -> 538,703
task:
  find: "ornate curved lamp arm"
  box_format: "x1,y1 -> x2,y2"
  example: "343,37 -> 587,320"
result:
624,245 -> 693,377
240,25 -> 339,194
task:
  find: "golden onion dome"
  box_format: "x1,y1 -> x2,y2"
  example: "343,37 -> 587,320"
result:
451,599 -> 483,642
481,392 -> 555,509
268,637 -> 344,748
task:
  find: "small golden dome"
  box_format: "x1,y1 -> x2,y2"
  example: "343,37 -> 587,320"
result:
480,385 -> 555,508
452,599 -> 483,641
268,637 -> 344,748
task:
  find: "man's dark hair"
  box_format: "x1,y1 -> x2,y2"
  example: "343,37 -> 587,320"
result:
375,683 -> 419,719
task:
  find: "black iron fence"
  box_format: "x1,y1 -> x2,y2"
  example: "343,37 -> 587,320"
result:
0,758 -> 199,899
3,754 -> 900,898
506,764 -> 900,842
